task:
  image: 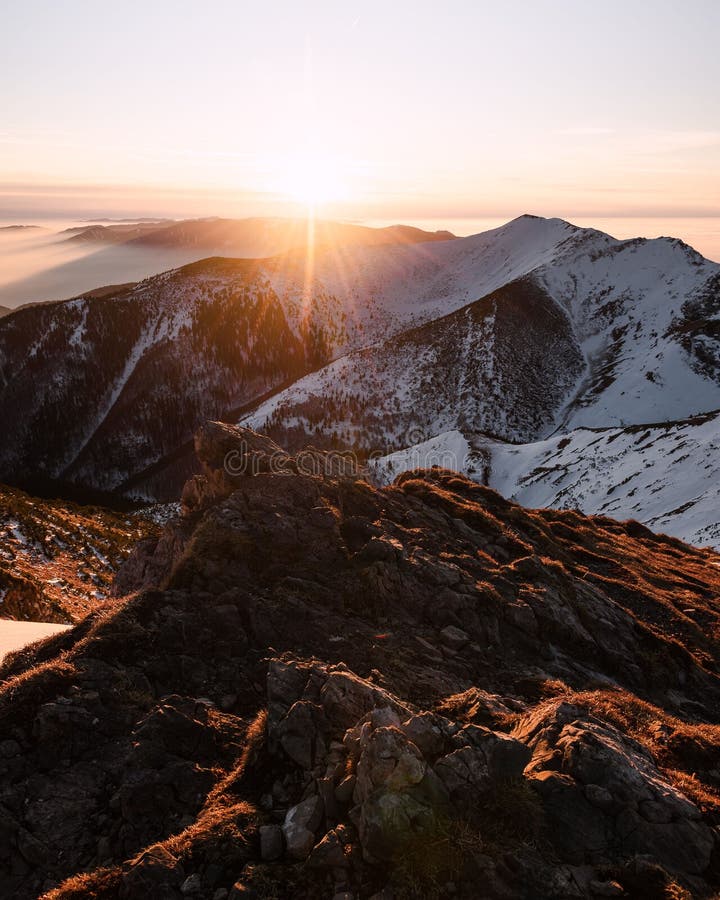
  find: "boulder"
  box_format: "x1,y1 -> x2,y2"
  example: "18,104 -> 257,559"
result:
283,796 -> 324,860
515,701 -> 715,876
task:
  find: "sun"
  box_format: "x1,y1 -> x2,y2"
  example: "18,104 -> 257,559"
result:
277,150 -> 349,208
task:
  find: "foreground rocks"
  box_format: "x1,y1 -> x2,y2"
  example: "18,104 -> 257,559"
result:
0,424 -> 720,898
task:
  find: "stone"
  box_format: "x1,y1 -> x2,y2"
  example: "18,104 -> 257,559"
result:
440,625 -> 469,650
308,829 -> 349,869
275,700 -> 328,769
229,883 -> 258,899
335,774 -> 357,805
401,712 -> 446,758
517,701 -> 715,876
505,599 -> 538,634
283,824 -> 315,861
259,824 -> 284,861
370,707 -> 401,729
181,873 -> 202,894
584,784 -> 614,812
589,880 -> 624,897
283,796 -> 324,860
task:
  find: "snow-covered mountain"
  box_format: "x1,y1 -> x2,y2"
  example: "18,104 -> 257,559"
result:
369,413 -> 720,549
243,215 -> 720,443
1,214 -> 719,541
240,215 -> 720,545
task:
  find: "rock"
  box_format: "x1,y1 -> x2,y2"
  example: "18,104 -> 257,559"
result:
516,701 -> 715,876
259,824 -> 284,861
368,889 -> 395,900
434,726 -> 530,809
415,635 -> 443,660
275,700 -> 328,769
321,668 -> 408,731
283,824 -> 315,861
505,599 -> 538,634
401,712 -> 447,758
181,873 -> 202,894
352,725 -> 450,861
283,796 -> 324,859
308,829 -> 349,869
196,422 -> 290,479
354,727 -> 426,804
370,707 -> 401,729
584,784 -> 614,812
440,625 -> 469,650
0,740 -> 21,758
229,883 -> 258,899
335,774 -> 357,805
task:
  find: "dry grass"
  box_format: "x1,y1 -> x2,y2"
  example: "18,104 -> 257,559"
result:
390,815 -> 484,900
0,483 -> 157,623
41,867 -> 122,899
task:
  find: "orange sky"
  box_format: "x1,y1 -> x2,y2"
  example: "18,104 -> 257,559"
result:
1,1 -> 718,226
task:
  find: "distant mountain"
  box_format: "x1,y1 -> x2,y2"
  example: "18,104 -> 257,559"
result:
0,306 -> 10,318
61,222 -> 170,244
244,216 -> 720,446
0,224 -> 45,232
63,216 -> 456,254
1,215 -> 720,549
0,216 -> 457,308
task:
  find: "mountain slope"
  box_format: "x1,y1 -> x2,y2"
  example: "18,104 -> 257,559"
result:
2,216 -> 719,513
0,259 -> 339,495
1,424 -> 719,899
0,483 -> 156,623
244,218 -> 720,450
370,411 -> 720,549
243,276 -> 585,448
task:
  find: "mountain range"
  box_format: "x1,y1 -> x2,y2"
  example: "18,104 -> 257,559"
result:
1,214 -> 718,548
3,212 -> 720,897
0,217 -> 455,309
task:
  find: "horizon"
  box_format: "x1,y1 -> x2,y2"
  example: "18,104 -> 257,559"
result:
2,0 -> 719,229
1,211 -> 719,310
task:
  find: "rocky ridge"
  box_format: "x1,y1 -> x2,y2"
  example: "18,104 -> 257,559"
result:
0,425 -> 719,899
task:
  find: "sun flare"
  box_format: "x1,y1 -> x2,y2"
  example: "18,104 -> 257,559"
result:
277,150 -> 350,208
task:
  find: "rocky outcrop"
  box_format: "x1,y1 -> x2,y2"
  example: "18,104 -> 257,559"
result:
516,701 -> 715,877
1,424 -> 719,898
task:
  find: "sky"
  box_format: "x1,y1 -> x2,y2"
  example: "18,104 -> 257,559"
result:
1,0 -> 718,224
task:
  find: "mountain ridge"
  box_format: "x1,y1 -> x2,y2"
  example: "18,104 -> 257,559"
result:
1,216 -> 719,550
1,423 -> 719,899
